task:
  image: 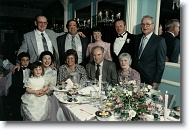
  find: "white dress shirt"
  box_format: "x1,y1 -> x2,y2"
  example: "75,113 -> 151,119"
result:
35,29 -> 53,56
65,34 -> 82,64
114,32 -> 128,56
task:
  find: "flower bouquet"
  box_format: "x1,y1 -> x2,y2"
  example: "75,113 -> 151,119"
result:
107,81 -> 154,121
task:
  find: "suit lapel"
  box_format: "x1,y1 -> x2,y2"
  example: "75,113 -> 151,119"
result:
90,62 -> 96,78
102,60 -> 108,81
30,31 -> 38,55
141,33 -> 155,58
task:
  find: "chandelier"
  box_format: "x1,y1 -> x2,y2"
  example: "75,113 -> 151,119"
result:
97,10 -> 121,26
172,0 -> 180,10
75,17 -> 91,30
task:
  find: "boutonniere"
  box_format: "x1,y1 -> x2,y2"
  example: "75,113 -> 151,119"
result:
126,38 -> 130,43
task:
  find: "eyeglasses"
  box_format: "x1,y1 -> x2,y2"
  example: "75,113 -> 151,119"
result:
141,23 -> 154,27
37,21 -> 48,25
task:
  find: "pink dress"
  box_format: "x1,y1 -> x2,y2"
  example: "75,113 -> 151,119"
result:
86,40 -> 112,62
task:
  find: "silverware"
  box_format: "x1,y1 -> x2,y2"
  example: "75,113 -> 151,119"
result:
80,109 -> 93,115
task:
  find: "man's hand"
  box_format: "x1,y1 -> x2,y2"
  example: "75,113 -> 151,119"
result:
78,32 -> 86,38
152,82 -> 159,90
12,65 -> 20,74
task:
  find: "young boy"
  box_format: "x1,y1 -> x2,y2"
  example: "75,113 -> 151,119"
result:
8,52 -> 30,121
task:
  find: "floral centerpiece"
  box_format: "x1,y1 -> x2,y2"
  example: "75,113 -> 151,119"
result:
107,80 -> 154,121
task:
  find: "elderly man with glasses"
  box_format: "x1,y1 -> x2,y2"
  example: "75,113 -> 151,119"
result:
133,15 -> 167,90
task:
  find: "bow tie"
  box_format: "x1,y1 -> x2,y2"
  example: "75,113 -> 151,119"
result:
21,66 -> 29,70
116,35 -> 123,38
116,32 -> 127,38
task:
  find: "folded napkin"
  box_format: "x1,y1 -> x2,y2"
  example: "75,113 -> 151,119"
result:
66,78 -> 74,89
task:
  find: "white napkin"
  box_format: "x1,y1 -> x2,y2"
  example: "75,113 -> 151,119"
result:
66,78 -> 74,89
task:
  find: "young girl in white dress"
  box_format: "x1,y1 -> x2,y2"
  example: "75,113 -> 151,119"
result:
21,61 -> 50,121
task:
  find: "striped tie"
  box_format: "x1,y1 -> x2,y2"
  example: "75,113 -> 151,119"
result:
41,33 -> 48,51
71,35 -> 76,50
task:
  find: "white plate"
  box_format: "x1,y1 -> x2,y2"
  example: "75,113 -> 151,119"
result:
57,95 -> 90,104
53,86 -> 69,92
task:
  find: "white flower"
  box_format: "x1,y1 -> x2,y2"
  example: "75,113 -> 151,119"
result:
126,38 -> 130,43
112,88 -> 116,92
128,91 -> 132,96
129,110 -> 136,118
147,85 -> 152,89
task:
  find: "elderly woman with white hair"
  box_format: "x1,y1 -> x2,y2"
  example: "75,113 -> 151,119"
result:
118,53 -> 141,86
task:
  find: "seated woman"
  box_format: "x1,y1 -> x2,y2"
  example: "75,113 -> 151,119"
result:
39,51 -> 57,95
57,49 -> 88,86
118,53 -> 141,86
86,26 -> 112,62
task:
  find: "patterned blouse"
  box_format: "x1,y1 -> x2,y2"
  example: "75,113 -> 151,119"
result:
86,40 -> 112,62
117,67 -> 141,86
57,64 -> 88,84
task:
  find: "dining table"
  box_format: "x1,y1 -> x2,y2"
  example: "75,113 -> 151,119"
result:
50,86 -> 180,122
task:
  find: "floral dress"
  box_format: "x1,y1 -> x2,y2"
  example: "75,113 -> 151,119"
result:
21,76 -> 50,121
57,64 -> 88,85
43,68 -> 57,91
118,67 -> 141,86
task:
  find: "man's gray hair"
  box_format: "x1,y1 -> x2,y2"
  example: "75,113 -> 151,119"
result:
165,19 -> 179,31
91,46 -> 105,54
118,53 -> 132,66
141,15 -> 154,24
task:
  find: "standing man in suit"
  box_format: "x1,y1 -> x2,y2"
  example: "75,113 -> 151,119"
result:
133,15 -> 166,90
110,19 -> 135,70
57,19 -> 89,67
161,19 -> 180,63
16,14 -> 63,68
86,46 -> 117,85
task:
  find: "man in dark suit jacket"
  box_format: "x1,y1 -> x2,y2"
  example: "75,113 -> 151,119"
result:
161,19 -> 180,63
86,46 -> 117,85
133,15 -> 166,90
110,19 -> 135,70
57,19 -> 89,67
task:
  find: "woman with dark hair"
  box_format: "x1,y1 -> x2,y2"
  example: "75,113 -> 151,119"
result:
86,26 -> 112,62
39,51 -> 57,94
57,49 -> 88,85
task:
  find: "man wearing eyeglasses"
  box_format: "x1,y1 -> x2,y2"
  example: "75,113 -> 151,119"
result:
133,15 -> 166,90
161,19 -> 180,63
14,14 -> 85,71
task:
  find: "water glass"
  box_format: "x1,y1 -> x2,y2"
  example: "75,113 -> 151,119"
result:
90,90 -> 98,107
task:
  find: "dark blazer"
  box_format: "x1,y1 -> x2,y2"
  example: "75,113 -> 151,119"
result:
57,33 -> 89,67
7,68 -> 27,120
161,32 -> 180,63
133,33 -> 167,85
110,31 -> 135,70
86,59 -> 118,85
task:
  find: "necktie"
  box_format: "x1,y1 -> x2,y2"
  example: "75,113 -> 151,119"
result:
95,64 -> 100,80
138,36 -> 147,58
41,33 -> 48,51
71,35 -> 76,50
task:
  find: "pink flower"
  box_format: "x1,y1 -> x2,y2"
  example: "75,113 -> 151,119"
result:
147,85 -> 152,89
158,95 -> 163,101
116,98 -> 121,103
